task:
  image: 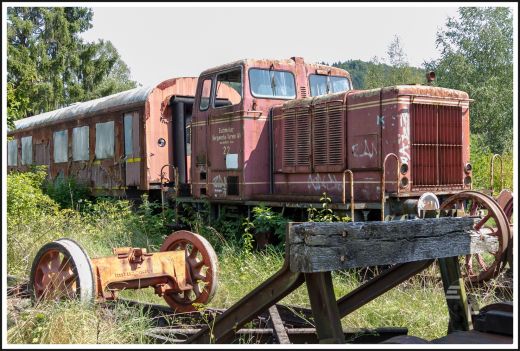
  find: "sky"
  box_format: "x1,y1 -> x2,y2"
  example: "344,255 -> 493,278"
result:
79,4 -> 462,87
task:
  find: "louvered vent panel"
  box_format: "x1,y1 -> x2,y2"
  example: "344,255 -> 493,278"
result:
313,102 -> 344,167
300,86 -> 308,98
296,108 -> 311,166
327,102 -> 344,165
283,107 -> 311,168
283,110 -> 296,167
313,105 -> 328,165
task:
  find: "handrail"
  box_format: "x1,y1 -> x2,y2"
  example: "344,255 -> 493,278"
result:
381,153 -> 400,221
160,164 -> 179,215
490,154 -> 503,195
342,169 -> 355,222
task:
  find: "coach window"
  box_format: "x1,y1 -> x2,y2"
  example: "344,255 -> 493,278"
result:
95,121 -> 115,159
249,69 -> 296,99
199,79 -> 212,111
215,68 -> 242,108
8,139 -> 18,166
21,136 -> 33,165
123,113 -> 133,157
53,130 -> 68,163
73,126 -> 90,161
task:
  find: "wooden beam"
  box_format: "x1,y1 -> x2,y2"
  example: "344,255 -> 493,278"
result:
289,217 -> 497,273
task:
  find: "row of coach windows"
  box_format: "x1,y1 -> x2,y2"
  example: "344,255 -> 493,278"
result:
8,120 -> 121,166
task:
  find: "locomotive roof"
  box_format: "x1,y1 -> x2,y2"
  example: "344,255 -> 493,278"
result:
199,58 -> 349,77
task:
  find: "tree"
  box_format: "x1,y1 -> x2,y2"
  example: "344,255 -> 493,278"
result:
7,7 -> 137,125
363,35 -> 425,89
425,7 -> 513,153
332,59 -> 369,89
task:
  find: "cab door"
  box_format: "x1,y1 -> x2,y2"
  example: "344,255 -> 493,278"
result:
191,76 -> 213,197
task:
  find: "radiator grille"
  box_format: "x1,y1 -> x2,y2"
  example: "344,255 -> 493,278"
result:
411,104 -> 463,189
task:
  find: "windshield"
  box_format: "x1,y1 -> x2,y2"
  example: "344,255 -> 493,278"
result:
309,74 -> 351,96
249,68 -> 296,99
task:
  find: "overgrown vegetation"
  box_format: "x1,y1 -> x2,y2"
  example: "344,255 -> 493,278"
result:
470,134 -> 514,193
7,300 -> 152,344
308,193 -> 351,223
7,168 -> 512,344
6,167 -> 173,277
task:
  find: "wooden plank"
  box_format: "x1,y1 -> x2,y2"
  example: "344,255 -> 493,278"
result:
305,272 -> 346,344
438,257 -> 473,333
289,217 -> 498,273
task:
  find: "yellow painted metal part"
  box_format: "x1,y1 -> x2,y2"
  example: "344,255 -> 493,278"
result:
91,247 -> 188,300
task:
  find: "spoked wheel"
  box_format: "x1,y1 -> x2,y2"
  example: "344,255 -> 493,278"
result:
440,191 -> 511,284
495,190 -> 514,270
160,230 -> 219,312
29,238 -> 94,303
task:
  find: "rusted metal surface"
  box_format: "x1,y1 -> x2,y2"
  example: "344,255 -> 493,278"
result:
495,189 -> 514,270
381,153 -> 400,220
411,103 -> 465,189
160,231 -> 219,312
440,191 -> 511,283
160,164 -> 178,213
8,56 -> 475,221
342,169 -> 355,221
190,57 -> 351,202
11,85 -> 155,132
29,231 -> 219,312
270,84 -> 471,205
8,77 -> 198,194
92,247 -> 188,301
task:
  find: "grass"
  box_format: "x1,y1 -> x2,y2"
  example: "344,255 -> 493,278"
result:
117,247 -> 510,342
7,233 -> 511,344
7,299 -> 153,344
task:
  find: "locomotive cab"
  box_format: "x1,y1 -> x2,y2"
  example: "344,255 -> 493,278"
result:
188,57 -> 351,201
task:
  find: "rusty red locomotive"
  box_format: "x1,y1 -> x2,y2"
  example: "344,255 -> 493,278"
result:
8,57 -> 472,221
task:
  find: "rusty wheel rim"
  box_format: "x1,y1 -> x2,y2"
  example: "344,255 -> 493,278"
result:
32,249 -> 78,300
440,191 -> 510,284
160,230 -> 218,312
501,195 -> 513,270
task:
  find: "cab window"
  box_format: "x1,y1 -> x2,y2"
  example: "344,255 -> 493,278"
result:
249,69 -> 296,99
199,79 -> 212,111
215,68 -> 242,107
309,74 -> 351,96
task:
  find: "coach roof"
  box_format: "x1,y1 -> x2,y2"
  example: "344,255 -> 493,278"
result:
9,85 -> 155,133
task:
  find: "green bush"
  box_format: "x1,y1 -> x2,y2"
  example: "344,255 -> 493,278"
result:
43,175 -> 91,210
470,134 -> 514,193
308,193 -> 351,222
7,167 -> 59,225
7,168 -> 177,277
